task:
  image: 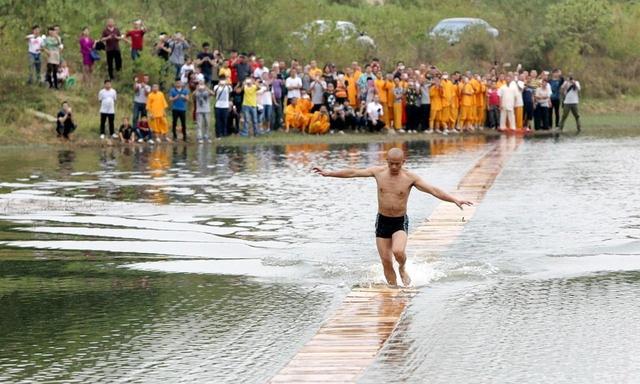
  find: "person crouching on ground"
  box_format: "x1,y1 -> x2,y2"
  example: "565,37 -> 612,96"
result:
118,117 -> 135,143
56,101 -> 76,140
146,84 -> 171,142
136,115 -> 153,143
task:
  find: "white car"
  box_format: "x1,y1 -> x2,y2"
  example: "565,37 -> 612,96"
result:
293,20 -> 375,48
429,18 -> 499,44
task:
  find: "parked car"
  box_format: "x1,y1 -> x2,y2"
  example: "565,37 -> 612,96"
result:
293,20 -> 375,48
429,18 -> 499,44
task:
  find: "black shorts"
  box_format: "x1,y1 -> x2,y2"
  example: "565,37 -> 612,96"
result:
375,214 -> 408,238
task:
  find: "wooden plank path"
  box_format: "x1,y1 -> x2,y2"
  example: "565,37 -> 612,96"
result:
270,137 -> 522,384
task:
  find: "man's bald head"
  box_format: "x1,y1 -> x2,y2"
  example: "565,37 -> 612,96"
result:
388,148 -> 404,161
387,148 -> 405,175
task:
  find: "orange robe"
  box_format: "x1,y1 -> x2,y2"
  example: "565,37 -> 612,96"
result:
460,83 -> 475,124
146,91 -> 169,135
429,85 -> 444,126
308,112 -> 330,134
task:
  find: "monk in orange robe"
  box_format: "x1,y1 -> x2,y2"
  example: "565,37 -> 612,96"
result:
308,106 -> 331,134
146,84 -> 170,142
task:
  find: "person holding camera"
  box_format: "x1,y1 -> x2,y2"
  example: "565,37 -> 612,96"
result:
241,77 -> 260,136
56,101 -> 76,140
100,19 -> 123,80
132,75 -> 150,128
168,32 -> 189,81
559,74 -> 581,132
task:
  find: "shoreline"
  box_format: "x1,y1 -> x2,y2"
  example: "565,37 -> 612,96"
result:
1,128 -> 579,149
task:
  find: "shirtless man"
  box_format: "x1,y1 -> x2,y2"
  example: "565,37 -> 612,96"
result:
313,148 -> 472,287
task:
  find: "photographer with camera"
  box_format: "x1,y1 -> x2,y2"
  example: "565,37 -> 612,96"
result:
559,74 -> 581,132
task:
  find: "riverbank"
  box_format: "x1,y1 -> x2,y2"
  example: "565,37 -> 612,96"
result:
3,79 -> 639,147
5,112 -> 639,148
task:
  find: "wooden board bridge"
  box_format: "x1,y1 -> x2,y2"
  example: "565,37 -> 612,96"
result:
270,137 -> 523,383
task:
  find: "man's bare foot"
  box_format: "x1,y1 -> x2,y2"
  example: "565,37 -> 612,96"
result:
399,265 -> 411,287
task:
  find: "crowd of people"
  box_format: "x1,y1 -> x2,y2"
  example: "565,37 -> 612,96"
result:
25,19 -> 583,143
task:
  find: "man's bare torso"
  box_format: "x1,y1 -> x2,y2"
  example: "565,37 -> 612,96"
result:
373,167 -> 416,217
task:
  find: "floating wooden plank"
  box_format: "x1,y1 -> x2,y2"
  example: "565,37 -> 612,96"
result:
269,137 -> 523,383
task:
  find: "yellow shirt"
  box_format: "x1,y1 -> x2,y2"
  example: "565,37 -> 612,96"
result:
242,84 -> 258,107
219,67 -> 231,80
309,68 -> 323,79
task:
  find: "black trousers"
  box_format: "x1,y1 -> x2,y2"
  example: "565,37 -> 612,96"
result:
534,106 -> 550,130
172,110 -> 187,140
406,105 -> 420,131
367,119 -> 385,132
100,113 -> 115,135
551,99 -> 561,128
106,50 -> 122,80
46,63 -> 58,89
418,104 -> 430,131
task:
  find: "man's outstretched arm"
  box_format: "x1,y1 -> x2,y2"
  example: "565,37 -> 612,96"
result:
312,166 -> 379,178
413,175 -> 473,209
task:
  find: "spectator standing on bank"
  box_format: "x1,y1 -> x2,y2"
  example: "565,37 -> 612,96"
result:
559,74 -> 581,132
146,84 -> 170,142
233,54 -> 252,85
124,19 -> 146,60
101,19 -> 123,80
98,80 -> 117,139
196,43 -> 214,85
193,80 -> 214,143
213,75 -> 232,138
26,25 -> 43,85
132,75 -> 150,128
549,69 -> 564,128
42,27 -> 62,89
285,68 -> 302,104
168,32 -> 189,80
79,27 -> 96,84
169,80 -> 189,141
241,77 -> 260,136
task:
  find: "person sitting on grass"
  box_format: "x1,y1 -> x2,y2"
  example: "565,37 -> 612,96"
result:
308,105 -> 331,135
136,115 -> 153,143
118,117 -> 135,143
56,101 -> 76,140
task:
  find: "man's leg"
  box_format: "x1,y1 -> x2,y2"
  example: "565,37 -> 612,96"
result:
391,230 -> 410,286
375,237 -> 397,286
106,51 -> 114,80
571,104 -> 581,131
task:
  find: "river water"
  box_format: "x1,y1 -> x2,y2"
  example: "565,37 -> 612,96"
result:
0,131 -> 638,383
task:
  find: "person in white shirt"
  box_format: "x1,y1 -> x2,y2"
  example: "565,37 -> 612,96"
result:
179,57 -> 195,84
285,68 -> 302,103
213,75 -> 233,138
366,95 -> 385,132
534,78 -> 552,130
258,74 -> 274,132
559,75 -> 581,132
26,25 -> 43,84
498,75 -> 516,131
98,80 -> 118,139
512,74 -> 525,130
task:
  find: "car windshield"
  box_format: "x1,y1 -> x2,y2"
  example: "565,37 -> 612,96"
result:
434,19 -> 487,32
